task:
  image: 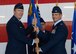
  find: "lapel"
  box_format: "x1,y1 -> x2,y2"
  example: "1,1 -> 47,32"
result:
51,21 -> 63,34
52,21 -> 63,30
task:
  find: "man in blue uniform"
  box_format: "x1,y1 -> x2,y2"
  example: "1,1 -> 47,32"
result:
39,18 -> 50,46
35,6 -> 68,54
5,3 -> 39,54
32,18 -> 50,54
38,18 -> 50,54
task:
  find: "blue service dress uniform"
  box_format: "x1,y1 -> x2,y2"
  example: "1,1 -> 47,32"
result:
5,16 -> 34,54
31,30 -> 50,54
38,21 -> 68,54
38,30 -> 50,54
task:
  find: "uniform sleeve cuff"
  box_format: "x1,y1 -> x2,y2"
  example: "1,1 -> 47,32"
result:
32,39 -> 35,45
40,48 -> 43,52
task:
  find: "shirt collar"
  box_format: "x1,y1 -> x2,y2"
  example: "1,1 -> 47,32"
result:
54,19 -> 62,26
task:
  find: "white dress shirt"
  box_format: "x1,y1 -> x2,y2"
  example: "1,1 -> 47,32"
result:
54,19 -> 62,26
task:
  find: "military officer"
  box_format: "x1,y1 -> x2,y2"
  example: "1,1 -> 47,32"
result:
5,3 -> 39,54
35,6 -> 68,54
32,18 -> 50,54
39,18 -> 50,54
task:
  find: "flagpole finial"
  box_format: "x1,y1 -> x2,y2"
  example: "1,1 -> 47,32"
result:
56,2 -> 58,6
36,0 -> 38,6
56,0 -> 58,6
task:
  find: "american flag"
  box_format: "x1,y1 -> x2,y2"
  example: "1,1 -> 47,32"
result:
71,3 -> 76,54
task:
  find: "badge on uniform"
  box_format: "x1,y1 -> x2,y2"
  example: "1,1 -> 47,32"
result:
51,27 -> 57,34
20,26 -> 22,29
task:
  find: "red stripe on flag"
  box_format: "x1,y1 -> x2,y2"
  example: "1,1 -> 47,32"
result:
0,21 -> 72,42
0,0 -> 74,5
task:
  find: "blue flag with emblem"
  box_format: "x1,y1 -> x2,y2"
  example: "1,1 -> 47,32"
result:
27,0 -> 42,28
71,5 -> 76,54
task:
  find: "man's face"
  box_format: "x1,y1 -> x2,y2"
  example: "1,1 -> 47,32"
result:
14,9 -> 24,20
52,13 -> 62,22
